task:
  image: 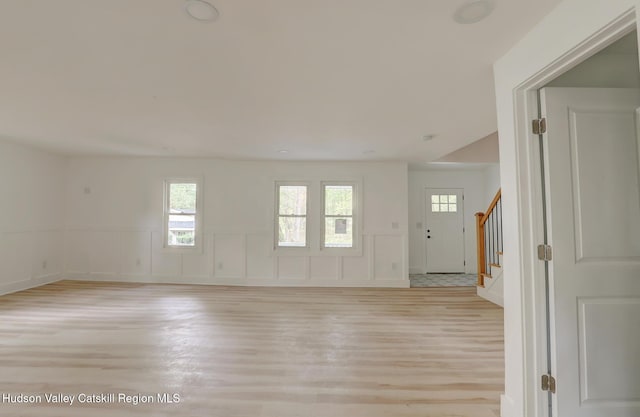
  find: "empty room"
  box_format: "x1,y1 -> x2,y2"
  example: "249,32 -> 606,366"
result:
3,1 -> 640,417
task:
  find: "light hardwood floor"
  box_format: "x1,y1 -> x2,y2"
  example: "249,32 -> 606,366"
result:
0,281 -> 503,417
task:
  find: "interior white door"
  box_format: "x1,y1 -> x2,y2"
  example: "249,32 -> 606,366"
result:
424,188 -> 465,273
541,87 -> 640,417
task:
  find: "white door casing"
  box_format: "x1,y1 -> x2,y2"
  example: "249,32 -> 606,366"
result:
541,87 -> 640,417
424,188 -> 465,273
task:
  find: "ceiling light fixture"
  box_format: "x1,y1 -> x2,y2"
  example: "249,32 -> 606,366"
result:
278,149 -> 289,154
184,0 -> 220,22
453,1 -> 495,25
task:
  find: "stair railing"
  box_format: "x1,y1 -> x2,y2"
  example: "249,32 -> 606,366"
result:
475,189 -> 502,287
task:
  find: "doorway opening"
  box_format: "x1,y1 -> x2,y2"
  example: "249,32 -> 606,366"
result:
410,188 -> 476,288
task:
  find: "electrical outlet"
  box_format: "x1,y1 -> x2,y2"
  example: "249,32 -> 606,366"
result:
83,187 -> 91,194
136,258 -> 141,266
42,260 -> 47,270
391,262 -> 398,270
391,221 -> 399,230
217,262 -> 223,270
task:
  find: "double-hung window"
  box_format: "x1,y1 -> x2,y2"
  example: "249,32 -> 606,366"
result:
276,183 -> 308,248
322,183 -> 355,249
163,179 -> 202,250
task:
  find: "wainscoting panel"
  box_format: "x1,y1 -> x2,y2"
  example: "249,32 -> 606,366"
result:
2,232 -> 32,284
309,256 -> 339,281
277,256 -> 307,280
62,230 -> 408,288
89,231 -> 119,275
65,230 -> 91,273
182,234 -> 212,279
151,231 -> 182,277
213,234 -> 245,278
32,230 -> 63,279
342,238 -> 370,280
119,231 -> 151,276
246,233 -> 274,279
0,230 -> 63,295
373,234 -> 404,280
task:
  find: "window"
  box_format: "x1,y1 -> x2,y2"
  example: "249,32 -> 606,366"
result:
322,183 -> 355,248
274,180 -> 361,253
431,194 -> 457,213
164,179 -> 202,249
276,184 -> 308,247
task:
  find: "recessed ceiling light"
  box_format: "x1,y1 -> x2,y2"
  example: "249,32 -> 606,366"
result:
278,149 -> 289,154
423,134 -> 437,141
184,0 -> 219,22
453,1 -> 495,25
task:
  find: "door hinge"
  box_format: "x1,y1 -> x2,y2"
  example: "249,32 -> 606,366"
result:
541,374 -> 556,394
537,244 -> 552,261
532,118 -> 547,135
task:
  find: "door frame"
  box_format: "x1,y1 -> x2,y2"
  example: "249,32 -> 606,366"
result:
423,187 -> 466,273
510,10 -> 637,417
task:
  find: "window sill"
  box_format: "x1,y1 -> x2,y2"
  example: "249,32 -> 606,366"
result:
162,245 -> 203,255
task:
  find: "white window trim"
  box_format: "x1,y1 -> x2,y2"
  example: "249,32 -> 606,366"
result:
431,193 -> 459,213
320,181 -> 360,253
163,177 -> 203,253
274,181 -> 310,251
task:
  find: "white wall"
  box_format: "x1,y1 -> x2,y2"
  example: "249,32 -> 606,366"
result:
494,1 -> 638,416
408,168 -> 491,274
484,164 -> 501,206
64,157 -> 409,287
0,139 -> 66,295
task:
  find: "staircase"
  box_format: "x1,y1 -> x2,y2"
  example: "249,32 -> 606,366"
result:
475,189 -> 504,307
476,252 -> 504,307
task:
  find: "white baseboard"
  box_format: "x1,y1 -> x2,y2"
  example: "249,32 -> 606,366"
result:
0,274 -> 62,296
65,273 -> 411,288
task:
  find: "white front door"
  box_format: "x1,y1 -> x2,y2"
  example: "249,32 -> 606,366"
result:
541,87 -> 640,417
424,188 -> 465,273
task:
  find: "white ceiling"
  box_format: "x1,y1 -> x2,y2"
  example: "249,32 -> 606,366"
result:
0,0 -> 562,162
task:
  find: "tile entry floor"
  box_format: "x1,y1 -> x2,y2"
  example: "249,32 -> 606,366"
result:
409,273 -> 477,288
